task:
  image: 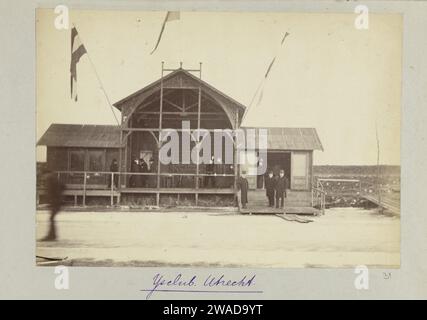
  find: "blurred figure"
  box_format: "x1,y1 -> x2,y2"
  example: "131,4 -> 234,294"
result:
140,158 -> 150,187
130,159 -> 141,187
147,157 -> 155,188
41,171 -> 64,241
205,156 -> 215,188
264,170 -> 276,207
108,159 -> 119,189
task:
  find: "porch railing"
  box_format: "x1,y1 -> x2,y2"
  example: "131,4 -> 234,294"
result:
312,180 -> 326,215
38,170 -> 237,207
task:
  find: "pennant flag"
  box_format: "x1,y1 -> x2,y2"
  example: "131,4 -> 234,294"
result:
70,26 -> 87,101
150,11 -> 180,55
241,32 -> 290,124
264,32 -> 289,79
264,57 -> 276,79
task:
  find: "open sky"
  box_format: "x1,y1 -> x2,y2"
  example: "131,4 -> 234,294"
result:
36,9 -> 402,165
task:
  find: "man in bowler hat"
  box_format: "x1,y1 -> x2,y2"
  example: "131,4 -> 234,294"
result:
264,170 -> 276,207
237,171 -> 249,209
275,169 -> 289,209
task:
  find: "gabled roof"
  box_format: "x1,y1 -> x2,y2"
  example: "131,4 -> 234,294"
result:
246,127 -> 323,151
37,124 -> 121,148
38,124 -> 323,151
113,68 -> 246,112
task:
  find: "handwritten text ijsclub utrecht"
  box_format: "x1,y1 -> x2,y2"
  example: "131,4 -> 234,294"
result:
143,273 -> 257,299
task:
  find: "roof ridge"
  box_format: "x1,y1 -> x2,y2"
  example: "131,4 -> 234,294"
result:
113,68 -> 246,111
50,123 -> 120,128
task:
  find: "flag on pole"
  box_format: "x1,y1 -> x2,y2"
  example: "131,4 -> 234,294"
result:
151,11 -> 180,55
70,26 -> 87,101
241,32 -> 290,124
264,32 -> 289,79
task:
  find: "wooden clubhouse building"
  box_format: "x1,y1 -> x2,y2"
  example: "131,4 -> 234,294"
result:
37,65 -> 325,214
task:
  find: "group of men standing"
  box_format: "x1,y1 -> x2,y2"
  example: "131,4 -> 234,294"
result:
238,169 -> 289,209
237,170 -> 289,209
264,169 -> 289,208
130,157 -> 154,188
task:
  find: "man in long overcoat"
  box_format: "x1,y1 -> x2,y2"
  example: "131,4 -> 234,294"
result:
264,170 -> 276,207
275,169 -> 289,209
237,171 -> 249,209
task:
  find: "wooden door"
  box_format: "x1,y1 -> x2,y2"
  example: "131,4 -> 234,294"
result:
68,150 -> 85,185
87,150 -> 106,186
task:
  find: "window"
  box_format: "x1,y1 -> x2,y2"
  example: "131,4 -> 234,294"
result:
69,151 -> 85,171
88,150 -> 105,171
68,150 -> 85,185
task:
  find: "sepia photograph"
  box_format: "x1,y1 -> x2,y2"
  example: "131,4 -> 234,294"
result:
35,9 -> 401,268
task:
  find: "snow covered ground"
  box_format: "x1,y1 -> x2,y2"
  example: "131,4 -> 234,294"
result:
36,208 -> 400,268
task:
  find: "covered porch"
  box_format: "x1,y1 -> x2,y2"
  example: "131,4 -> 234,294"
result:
113,66 -> 245,206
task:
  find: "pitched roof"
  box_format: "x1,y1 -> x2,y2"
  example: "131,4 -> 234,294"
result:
37,124 -> 323,151
37,124 -> 121,148
113,68 -> 246,112
246,127 -> 323,151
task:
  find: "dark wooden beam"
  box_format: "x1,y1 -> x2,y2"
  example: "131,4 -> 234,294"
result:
122,128 -> 233,132
163,98 -> 184,111
134,111 -> 226,115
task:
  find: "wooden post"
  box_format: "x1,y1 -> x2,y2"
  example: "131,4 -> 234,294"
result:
358,180 -> 362,203
233,109 -> 239,207
118,111 -> 123,205
195,63 -> 202,206
124,133 -> 129,189
110,172 -> 114,206
322,193 -> 325,214
375,123 -> 382,212
156,62 -> 164,207
311,188 -> 314,207
234,109 -> 239,189
83,172 -> 87,206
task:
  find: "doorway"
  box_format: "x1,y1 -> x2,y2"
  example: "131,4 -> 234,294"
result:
257,151 -> 291,189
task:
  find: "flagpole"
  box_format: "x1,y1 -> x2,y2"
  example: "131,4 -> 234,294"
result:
241,79 -> 263,124
72,23 -> 120,126
241,32 -> 290,125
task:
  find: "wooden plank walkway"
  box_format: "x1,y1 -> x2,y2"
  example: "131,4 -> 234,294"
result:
361,194 -> 400,215
238,189 -> 320,215
240,206 -> 320,215
274,214 -> 314,223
